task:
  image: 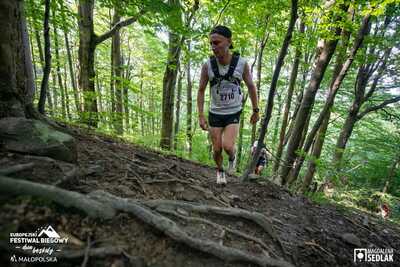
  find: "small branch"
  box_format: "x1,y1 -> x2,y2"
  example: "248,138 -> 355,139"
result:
213,0 -> 232,26
0,163 -> 35,175
357,96 -> 400,120
95,9 -> 146,45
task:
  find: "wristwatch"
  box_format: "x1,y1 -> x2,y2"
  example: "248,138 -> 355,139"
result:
253,108 -> 260,113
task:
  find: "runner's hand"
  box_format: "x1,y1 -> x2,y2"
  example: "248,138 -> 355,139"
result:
250,112 -> 259,124
199,115 -> 208,130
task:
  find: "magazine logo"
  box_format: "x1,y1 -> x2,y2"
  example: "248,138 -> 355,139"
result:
9,225 -> 68,263
354,248 -> 394,263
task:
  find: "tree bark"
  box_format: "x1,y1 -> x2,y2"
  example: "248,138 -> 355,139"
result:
186,42 -> 193,157
273,21 -> 304,174
160,0 -> 182,150
278,2 -> 348,185
53,25 -> 67,120
332,47 -> 392,170
38,0 -> 51,114
64,31 -> 81,114
250,29 -> 269,145
174,69 -> 183,150
77,0 -> 144,127
242,0 -> 298,181
112,9 -> 123,134
0,0 -> 34,118
237,95 -> 248,172
78,0 -> 97,126
290,12 -> 370,185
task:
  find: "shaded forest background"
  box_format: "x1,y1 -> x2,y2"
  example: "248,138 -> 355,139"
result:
23,0 -> 400,221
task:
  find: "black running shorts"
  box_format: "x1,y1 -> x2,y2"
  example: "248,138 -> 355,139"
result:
208,110 -> 242,128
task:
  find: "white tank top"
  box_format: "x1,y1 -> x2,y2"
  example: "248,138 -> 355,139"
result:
207,56 -> 246,115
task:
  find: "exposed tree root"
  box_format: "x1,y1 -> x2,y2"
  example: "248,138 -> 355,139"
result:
0,175 -> 115,219
0,163 -> 35,175
90,190 -> 294,267
1,176 -> 293,267
158,207 -> 275,257
141,199 -> 286,256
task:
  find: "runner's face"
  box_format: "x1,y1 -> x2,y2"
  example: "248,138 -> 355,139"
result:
209,34 -> 231,57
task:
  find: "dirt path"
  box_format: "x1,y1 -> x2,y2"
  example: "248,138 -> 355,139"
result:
1,128 -> 399,267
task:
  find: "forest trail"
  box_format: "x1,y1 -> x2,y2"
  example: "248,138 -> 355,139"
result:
1,127 -> 399,267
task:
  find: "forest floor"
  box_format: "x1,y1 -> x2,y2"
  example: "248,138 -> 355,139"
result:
0,126 -> 399,267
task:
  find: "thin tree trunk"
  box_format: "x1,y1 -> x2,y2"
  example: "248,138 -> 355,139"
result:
382,152 -> 400,194
63,60 -> 72,120
174,69 -> 183,150
139,70 -> 145,137
112,9 -> 123,134
251,30 -> 269,145
64,30 -> 80,114
38,0 -> 51,114
160,2 -> 182,150
53,26 -> 67,120
333,47 -> 392,169
288,13 -> 370,185
273,21 -> 304,174
242,0 -> 298,181
237,94 -> 248,172
272,93 -> 283,146
51,70 -> 58,111
186,43 -> 193,157
300,114 -> 330,193
78,0 -> 98,126
278,2 -> 348,185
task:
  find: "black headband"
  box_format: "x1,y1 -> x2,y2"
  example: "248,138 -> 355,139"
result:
210,25 -> 234,49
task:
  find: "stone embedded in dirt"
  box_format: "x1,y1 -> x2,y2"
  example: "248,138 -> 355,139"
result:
362,216 -> 369,227
181,191 -> 197,202
341,233 -> 361,247
84,163 -> 105,176
172,183 -> 185,193
228,194 -> 241,201
0,117 -> 77,163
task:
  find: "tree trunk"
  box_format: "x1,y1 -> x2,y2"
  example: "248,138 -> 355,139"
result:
273,21 -> 304,174
160,2 -> 182,150
139,69 -> 145,136
63,60 -> 72,120
250,30 -> 269,145
34,26 -> 53,115
174,69 -> 183,150
382,152 -> 400,194
242,0 -> 298,181
111,9 -> 123,135
186,45 -> 193,157
78,0 -> 98,127
300,114 -> 330,193
64,30 -> 81,114
278,2 -> 348,185
288,13 -> 370,185
53,26 -> 67,120
0,0 -> 36,118
237,95 -> 248,172
38,0 -> 51,115
332,47 -> 392,170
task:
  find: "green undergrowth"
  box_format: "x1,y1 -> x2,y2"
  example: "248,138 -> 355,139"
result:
308,189 -> 400,225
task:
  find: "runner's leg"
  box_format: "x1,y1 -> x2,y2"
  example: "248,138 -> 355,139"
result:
222,123 -> 239,160
209,127 -> 224,170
